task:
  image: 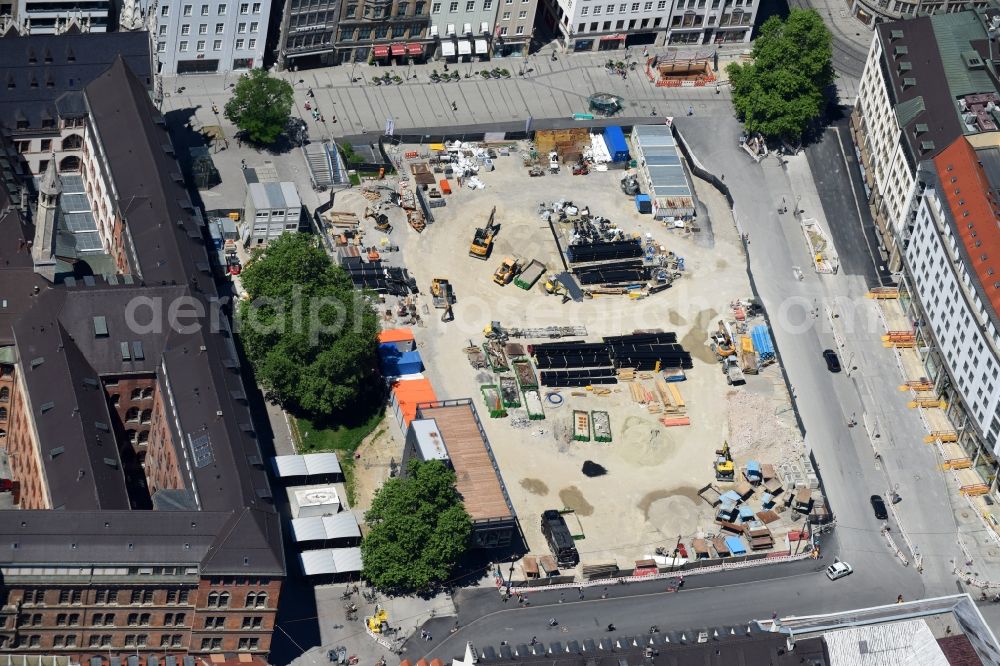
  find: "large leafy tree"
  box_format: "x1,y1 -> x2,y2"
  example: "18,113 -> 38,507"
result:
224,69 -> 294,145
727,9 -> 834,142
362,460 -> 472,593
237,233 -> 379,417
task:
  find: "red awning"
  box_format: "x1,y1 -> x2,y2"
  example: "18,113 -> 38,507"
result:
390,43 -> 407,56
600,33 -> 626,41
373,45 -> 390,57
406,42 -> 424,55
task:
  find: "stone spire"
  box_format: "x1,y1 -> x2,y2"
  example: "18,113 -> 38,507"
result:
32,156 -> 60,281
119,0 -> 144,30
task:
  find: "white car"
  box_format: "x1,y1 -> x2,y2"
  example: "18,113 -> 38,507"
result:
826,561 -> 853,581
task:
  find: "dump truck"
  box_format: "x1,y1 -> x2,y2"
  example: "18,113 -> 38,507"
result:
541,510 -> 579,567
514,259 -> 546,290
493,256 -> 520,286
470,206 -> 499,259
430,278 -> 455,308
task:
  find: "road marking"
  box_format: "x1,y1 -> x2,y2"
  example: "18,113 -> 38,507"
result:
831,125 -> 882,282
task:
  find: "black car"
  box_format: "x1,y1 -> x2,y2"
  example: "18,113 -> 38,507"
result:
823,349 -> 842,373
870,494 -> 888,520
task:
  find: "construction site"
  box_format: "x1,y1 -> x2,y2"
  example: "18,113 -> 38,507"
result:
326,130 -> 829,578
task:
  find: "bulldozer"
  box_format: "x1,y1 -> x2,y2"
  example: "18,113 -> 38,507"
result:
364,206 -> 392,233
483,320 -> 509,342
366,606 -> 389,634
493,256 -> 520,286
544,275 -> 572,303
470,206 -> 500,259
714,441 -> 735,481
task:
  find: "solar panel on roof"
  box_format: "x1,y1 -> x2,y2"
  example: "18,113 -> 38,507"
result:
60,193 -> 90,212
120,342 -> 131,361
64,211 -> 97,232
189,432 -> 214,468
93,316 -> 108,337
75,232 -> 103,252
132,341 -> 144,360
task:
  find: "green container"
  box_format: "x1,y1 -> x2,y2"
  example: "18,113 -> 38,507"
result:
480,384 -> 507,418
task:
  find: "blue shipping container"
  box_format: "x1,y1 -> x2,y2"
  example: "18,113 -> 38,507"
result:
635,194 -> 652,214
603,126 -> 630,163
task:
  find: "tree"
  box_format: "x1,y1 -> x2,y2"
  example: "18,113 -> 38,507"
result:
237,233 -> 379,417
362,460 -> 472,593
224,69 -> 294,145
726,9 -> 834,143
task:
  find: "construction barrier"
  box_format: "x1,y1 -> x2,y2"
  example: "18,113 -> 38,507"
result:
867,287 -> 900,299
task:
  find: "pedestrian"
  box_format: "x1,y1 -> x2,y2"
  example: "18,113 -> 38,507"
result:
642,47 -> 648,57
578,587 -> 584,600
897,595 -> 904,604
772,612 -> 778,620
559,592 -> 564,603
687,105 -> 694,116
503,594 -> 509,604
241,159 -> 246,170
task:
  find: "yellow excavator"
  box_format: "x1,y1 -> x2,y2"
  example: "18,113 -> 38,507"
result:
470,206 -> 500,259
714,441 -> 734,481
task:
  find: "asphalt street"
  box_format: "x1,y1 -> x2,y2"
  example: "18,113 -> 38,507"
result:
804,117 -> 890,287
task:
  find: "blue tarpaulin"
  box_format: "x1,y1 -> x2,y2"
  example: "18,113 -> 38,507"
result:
746,460 -> 761,479
725,536 -> 747,555
603,126 -> 630,163
751,325 -> 775,361
720,489 -> 742,505
379,344 -> 423,377
738,506 -> 754,521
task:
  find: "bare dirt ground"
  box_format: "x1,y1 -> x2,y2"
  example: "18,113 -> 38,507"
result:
331,145 -> 805,569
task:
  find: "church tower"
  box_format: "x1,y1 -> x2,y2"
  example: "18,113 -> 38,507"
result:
32,156 -> 60,281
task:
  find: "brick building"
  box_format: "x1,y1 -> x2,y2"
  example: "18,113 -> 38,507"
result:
0,55 -> 284,662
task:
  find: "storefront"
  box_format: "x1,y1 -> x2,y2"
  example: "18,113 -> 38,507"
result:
598,34 -> 626,51
176,58 -> 220,74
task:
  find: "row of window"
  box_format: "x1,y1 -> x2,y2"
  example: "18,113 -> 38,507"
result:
170,20 -> 259,35
338,25 -> 422,41
344,1 -> 425,18
580,1 -> 664,15
13,135 -> 84,154
18,612 -> 187,628
19,588 -> 190,606
203,615 -> 264,629
162,2 -> 261,17
202,637 -> 260,651
577,16 -> 662,31
162,38 -> 258,53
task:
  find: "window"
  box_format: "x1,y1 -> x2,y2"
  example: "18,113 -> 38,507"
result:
125,635 -> 137,647
657,0 -> 665,7
518,9 -> 526,16
218,3 -> 226,12
242,616 -> 263,629
199,23 -> 207,33
197,40 -> 206,51
432,2 -> 441,10
183,4 -> 192,15
483,0 -> 492,7
236,38 -> 245,49
250,20 -> 259,30
502,10 -> 509,17
159,24 -> 168,35
607,4 -> 614,11
215,22 -> 224,33
466,0 -> 474,7
644,1 -> 651,8
449,1 -> 457,9
238,21 -> 247,31
201,637 -> 223,650
180,40 -> 189,51
239,638 -> 260,650
499,25 -> 507,34
593,5 -> 600,12
181,23 -> 191,34
581,6 -> 588,13
631,2 -> 638,8
201,4 -> 209,14
0,388 -> 7,403
515,24 -> 523,33
252,2 -> 261,11
248,38 -> 257,48
240,2 -> 249,12
161,5 -> 169,15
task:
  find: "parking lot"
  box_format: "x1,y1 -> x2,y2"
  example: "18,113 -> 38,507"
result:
326,140 -> 813,571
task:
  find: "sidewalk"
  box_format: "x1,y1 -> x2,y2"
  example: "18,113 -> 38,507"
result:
160,45 -> 747,140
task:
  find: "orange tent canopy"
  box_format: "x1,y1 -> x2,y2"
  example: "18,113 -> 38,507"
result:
392,378 -> 437,427
378,328 -> 415,344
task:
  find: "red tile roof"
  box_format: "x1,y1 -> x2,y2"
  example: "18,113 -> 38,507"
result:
933,137 -> 1000,320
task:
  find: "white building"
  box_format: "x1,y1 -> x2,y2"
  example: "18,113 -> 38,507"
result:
541,0 -> 668,52
430,0 -> 497,59
243,181 -> 303,246
851,10 -> 1000,272
151,0 -> 270,74
903,137 -> 1000,473
663,0 -> 755,45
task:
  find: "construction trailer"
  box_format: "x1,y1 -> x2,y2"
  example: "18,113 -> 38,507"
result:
402,399 -> 521,548
630,125 -> 696,221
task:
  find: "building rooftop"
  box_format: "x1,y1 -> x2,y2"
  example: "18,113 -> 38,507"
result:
877,11 -> 1000,164
0,31 -> 151,133
414,400 -> 514,523
0,57 -> 284,577
932,137 -> 1000,336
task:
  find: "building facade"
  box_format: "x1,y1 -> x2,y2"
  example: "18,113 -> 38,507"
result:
663,0 -> 754,45
0,55 -> 284,662
152,0 -> 270,74
330,0 -> 431,65
243,181 -> 303,246
492,0 -> 536,55
275,0 -> 343,68
848,0 -> 993,29
430,0 -> 498,60
899,137 -> 1000,485
851,10 -> 1000,272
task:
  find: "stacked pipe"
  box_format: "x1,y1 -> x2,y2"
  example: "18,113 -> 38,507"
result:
342,260 -> 418,296
573,260 -> 651,286
566,238 -> 644,264
531,333 -> 693,387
